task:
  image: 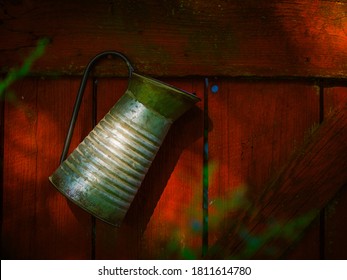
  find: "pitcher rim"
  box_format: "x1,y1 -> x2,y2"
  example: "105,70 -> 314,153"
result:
131,72 -> 201,103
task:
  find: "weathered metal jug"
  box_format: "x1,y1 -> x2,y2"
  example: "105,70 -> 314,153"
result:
49,51 -> 200,226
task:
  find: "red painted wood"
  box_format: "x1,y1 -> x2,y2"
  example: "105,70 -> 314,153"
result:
35,78 -> 93,259
1,0 -> 347,78
325,186 -> 347,259
283,217 -> 321,259
324,87 -> 347,259
325,87 -> 347,116
2,80 -> 38,259
207,80 -> 320,258
2,78 -> 93,259
284,86 -> 347,260
208,99 -> 347,259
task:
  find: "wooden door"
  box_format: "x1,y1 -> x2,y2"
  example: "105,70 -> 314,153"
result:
1,0 -> 347,259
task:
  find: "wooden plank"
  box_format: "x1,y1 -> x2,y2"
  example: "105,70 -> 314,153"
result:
2,78 -> 93,259
284,85 -> 347,259
207,98 -> 347,259
324,87 -> 347,116
325,186 -> 347,259
282,217 -> 321,259
35,78 -> 93,259
207,80 -> 320,259
2,79 -> 38,259
1,0 -> 347,78
93,78 -> 204,259
0,79 -> 4,259
324,86 -> 347,259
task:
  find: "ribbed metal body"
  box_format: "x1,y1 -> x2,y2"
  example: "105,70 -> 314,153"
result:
49,73 -> 200,226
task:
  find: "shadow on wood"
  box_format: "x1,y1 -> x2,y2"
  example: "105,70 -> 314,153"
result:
125,105 -> 204,234
206,103 -> 347,259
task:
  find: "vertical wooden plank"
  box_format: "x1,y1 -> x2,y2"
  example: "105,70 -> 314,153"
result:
208,80 -> 320,259
325,186 -> 347,259
2,79 -> 38,259
324,86 -> 347,259
324,87 -> 347,115
0,79 -> 4,259
35,78 -> 93,259
2,78 -> 93,259
94,78 -> 204,259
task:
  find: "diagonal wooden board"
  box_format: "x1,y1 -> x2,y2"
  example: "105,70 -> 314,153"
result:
207,104 -> 347,259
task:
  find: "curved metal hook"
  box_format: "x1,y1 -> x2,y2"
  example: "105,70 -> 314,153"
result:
59,51 -> 134,163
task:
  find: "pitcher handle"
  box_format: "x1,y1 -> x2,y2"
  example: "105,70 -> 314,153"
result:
59,51 -> 134,163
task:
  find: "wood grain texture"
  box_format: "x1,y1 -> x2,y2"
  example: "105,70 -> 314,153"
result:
2,78 -> 93,259
207,90 -> 347,259
207,80 -> 321,259
283,85 -> 347,260
207,80 -> 320,245
2,80 -> 38,259
1,0 -> 347,77
324,86 -> 347,259
282,217 -> 321,259
35,78 -> 93,259
325,186 -> 347,259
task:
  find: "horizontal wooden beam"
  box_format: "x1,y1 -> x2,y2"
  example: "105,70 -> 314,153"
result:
206,104 -> 347,259
1,0 -> 347,77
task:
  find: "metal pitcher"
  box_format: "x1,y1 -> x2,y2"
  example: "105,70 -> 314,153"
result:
49,51 -> 200,226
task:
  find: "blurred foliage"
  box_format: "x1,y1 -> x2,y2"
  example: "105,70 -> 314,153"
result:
0,38 -> 49,101
231,210 -> 317,259
156,161 -> 317,260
